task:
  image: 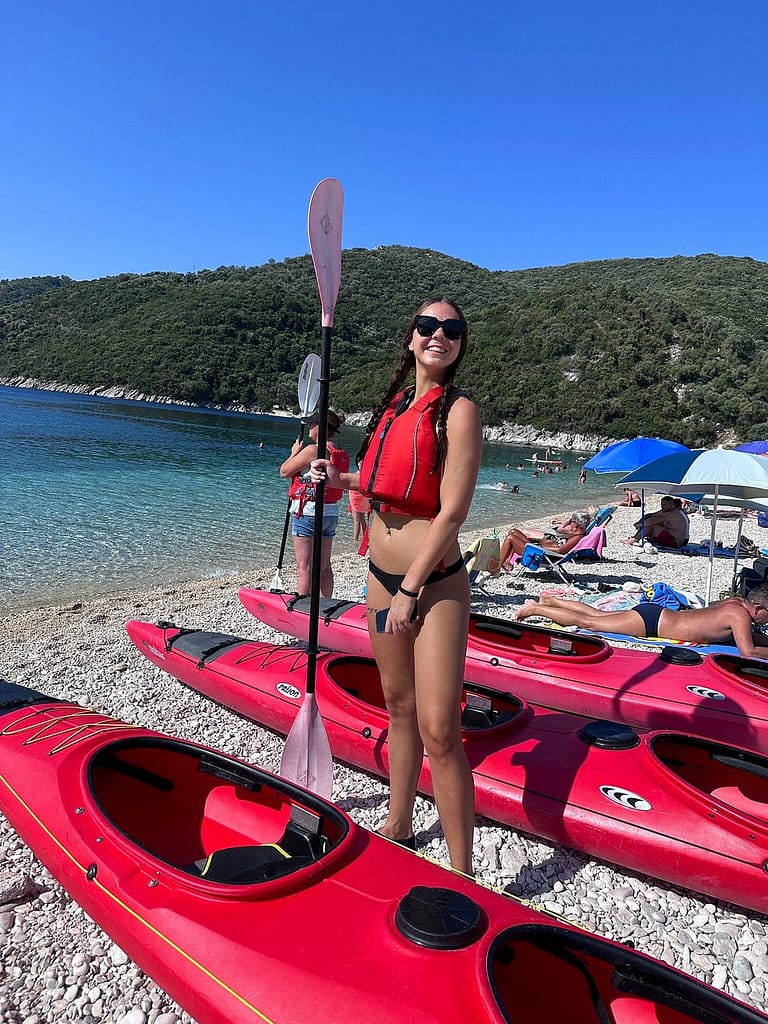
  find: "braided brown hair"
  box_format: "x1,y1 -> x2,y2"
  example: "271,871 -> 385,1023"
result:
356,298 -> 469,472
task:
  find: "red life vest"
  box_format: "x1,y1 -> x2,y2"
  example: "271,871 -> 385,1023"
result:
288,441 -> 350,516
359,387 -> 443,517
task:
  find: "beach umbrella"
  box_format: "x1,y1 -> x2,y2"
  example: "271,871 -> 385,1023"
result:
583,436 -> 689,474
736,441 -> 768,455
618,448 -> 768,604
583,437 -> 690,540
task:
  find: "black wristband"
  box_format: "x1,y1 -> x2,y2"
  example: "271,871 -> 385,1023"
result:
398,584 -> 419,599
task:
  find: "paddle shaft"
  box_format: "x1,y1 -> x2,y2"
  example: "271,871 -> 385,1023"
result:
305,327 -> 332,691
304,178 -> 343,697
275,419 -> 308,574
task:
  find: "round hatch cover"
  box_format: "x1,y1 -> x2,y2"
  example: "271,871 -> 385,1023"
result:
579,720 -> 640,750
395,886 -> 484,949
658,646 -> 703,666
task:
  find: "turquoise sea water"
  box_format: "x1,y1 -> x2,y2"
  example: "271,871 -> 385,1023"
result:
0,385 -> 615,613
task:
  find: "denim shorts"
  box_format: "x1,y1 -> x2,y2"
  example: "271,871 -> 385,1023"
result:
292,514 -> 338,539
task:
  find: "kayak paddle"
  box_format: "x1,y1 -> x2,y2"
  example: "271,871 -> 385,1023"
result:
270,353 -> 322,592
280,177 -> 343,797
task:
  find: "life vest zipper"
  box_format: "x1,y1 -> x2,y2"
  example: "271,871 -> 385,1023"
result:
405,408 -> 429,500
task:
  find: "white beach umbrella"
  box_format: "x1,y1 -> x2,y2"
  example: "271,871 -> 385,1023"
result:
618,448 -> 768,604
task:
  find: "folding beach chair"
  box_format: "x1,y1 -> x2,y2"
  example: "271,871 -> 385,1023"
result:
507,526 -> 607,588
538,505 -> 616,541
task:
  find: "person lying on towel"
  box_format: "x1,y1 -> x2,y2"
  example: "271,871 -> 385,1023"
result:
516,583 -> 768,660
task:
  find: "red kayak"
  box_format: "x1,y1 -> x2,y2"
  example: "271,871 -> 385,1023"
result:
239,588 -> 768,754
5,681 -> 764,1024
128,619 -> 768,915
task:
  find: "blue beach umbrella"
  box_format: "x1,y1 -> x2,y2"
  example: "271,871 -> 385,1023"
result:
583,437 -> 690,541
736,441 -> 768,455
583,436 -> 690,475
618,448 -> 768,603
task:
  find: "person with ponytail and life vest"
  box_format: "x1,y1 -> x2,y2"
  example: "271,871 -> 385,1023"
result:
279,408 -> 349,598
310,298 -> 482,876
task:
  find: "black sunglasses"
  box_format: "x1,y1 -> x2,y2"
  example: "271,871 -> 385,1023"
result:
414,315 -> 466,341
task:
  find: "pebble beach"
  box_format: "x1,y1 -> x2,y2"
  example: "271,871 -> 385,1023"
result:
1,504 -> 767,1022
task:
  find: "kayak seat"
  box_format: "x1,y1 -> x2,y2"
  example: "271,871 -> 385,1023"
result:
187,804 -> 327,884
189,843 -> 311,883
461,691 -> 524,732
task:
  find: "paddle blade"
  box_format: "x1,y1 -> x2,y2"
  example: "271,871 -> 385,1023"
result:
298,352 -> 321,416
269,568 -> 285,593
307,178 -> 343,327
280,692 -> 333,797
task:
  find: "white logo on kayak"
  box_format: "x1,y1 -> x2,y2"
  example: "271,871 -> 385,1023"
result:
599,785 -> 652,811
147,645 -> 165,662
686,685 -> 726,701
277,682 -> 301,700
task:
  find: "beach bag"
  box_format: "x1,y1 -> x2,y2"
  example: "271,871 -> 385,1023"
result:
640,582 -> 691,610
739,534 -> 760,558
735,567 -> 764,597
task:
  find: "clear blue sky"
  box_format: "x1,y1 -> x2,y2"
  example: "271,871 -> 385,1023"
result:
2,1 -> 765,281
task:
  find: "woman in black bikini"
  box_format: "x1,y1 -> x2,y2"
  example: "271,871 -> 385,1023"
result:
310,298 -> 482,874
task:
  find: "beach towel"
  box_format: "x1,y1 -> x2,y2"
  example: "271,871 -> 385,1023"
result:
463,536 -> 502,581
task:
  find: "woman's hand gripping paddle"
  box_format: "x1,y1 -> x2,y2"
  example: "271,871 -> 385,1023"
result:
270,353 -> 321,592
280,178 -> 343,797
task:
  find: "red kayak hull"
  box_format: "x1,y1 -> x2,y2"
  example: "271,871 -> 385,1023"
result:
128,619 -> 768,915
5,680 -> 764,1024
239,588 -> 768,754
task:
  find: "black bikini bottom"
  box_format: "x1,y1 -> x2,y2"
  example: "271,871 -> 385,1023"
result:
367,556 -> 465,597
633,602 -> 663,637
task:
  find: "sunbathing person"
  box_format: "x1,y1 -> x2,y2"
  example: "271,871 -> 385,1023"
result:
618,487 -> 642,507
622,495 -> 689,548
499,511 -> 590,566
516,584 -> 768,660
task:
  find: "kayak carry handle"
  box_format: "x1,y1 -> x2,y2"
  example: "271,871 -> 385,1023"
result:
474,619 -> 523,640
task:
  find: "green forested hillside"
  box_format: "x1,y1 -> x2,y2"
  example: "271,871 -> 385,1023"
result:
1,249 -> 766,446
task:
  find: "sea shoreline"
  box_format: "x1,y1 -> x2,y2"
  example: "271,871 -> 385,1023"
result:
0,377 -> 617,451
1,506 -> 767,1020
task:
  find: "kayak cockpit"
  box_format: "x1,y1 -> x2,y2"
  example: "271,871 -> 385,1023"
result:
468,615 -> 610,664
89,739 -> 348,884
709,653 -> 768,693
652,735 -> 768,819
326,658 -> 525,733
488,924 -> 762,1023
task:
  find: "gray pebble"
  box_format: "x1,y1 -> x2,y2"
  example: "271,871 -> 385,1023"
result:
1,514 -> 767,1018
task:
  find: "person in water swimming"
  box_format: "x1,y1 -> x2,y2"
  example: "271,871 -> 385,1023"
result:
310,298 -> 482,875
516,583 -> 768,659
